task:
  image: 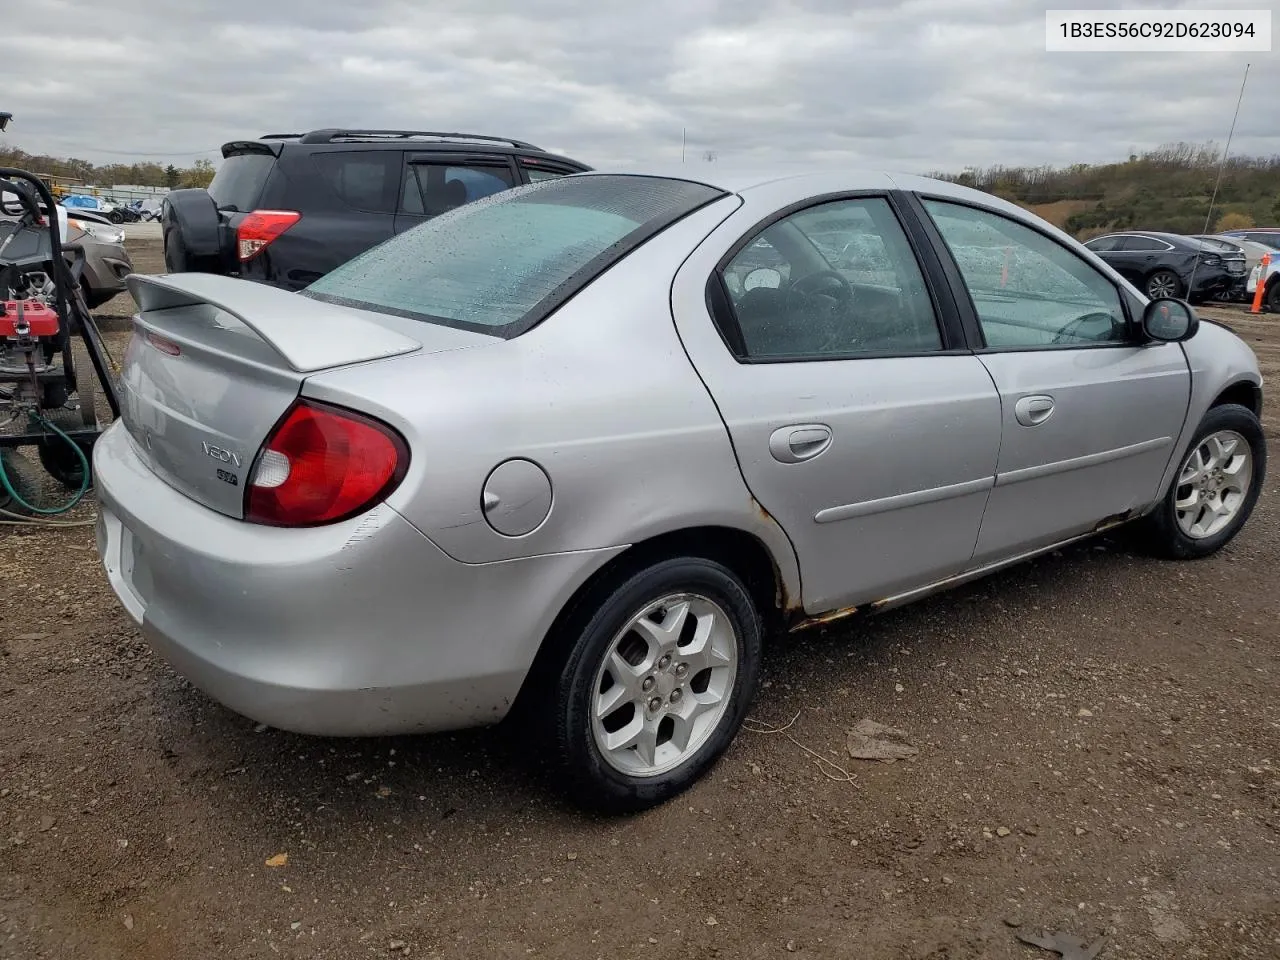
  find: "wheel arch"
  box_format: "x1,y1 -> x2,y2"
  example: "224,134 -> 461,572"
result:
511,524 -> 796,717
1210,379 -> 1262,418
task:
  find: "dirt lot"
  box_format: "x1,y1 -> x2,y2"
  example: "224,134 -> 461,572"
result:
2,241 -> 1279,959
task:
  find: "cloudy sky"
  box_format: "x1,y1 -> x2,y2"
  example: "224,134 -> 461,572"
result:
7,0 -> 1277,173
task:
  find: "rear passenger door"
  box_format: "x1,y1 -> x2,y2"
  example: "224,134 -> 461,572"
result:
672,193 -> 1003,614
292,150 -> 402,285
393,154 -> 517,234
1111,235 -> 1175,286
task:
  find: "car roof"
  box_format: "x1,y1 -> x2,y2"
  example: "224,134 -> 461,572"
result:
1087,230 -> 1191,243
221,131 -> 591,170
578,165 -> 1017,205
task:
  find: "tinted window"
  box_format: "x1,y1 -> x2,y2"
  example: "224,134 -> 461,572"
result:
207,153 -> 274,211
311,151 -> 400,214
1243,233 -> 1280,249
923,199 -> 1127,348
1118,235 -> 1168,251
401,163 -> 515,216
720,197 -> 941,359
304,175 -> 723,337
1084,236 -> 1120,252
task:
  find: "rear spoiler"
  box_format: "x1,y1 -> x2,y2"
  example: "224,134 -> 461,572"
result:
127,272 -> 421,373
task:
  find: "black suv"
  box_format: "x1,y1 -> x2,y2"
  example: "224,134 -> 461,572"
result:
162,129 -> 592,290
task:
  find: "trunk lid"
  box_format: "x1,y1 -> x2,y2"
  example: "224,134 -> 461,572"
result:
119,273 -> 476,518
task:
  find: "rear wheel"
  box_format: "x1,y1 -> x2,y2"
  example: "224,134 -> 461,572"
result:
1146,270 -> 1182,300
164,228 -> 191,272
552,557 -> 762,813
1266,277 -> 1280,313
1136,404 -> 1265,559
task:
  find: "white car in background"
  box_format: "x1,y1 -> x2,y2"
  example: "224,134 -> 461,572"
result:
1245,253 -> 1280,311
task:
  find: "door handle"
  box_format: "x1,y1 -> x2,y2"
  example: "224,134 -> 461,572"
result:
1014,395 -> 1055,427
768,424 -> 832,463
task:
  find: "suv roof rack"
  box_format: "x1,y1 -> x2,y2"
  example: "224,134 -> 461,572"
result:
295,128 -> 542,150
260,133 -> 303,140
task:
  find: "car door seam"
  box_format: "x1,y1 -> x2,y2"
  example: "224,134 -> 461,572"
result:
971,353 -> 1006,559
662,197 -> 807,599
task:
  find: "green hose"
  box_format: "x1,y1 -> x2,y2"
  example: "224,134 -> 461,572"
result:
0,411 -> 91,515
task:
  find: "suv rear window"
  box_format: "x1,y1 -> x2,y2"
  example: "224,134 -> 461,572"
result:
302,175 -> 725,337
207,153 -> 274,211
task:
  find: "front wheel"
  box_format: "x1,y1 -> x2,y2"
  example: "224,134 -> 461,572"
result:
553,558 -> 762,813
1266,278 -> 1280,313
1136,403 -> 1266,559
1146,270 -> 1183,300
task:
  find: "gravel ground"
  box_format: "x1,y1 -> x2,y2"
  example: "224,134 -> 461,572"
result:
2,241 -> 1279,959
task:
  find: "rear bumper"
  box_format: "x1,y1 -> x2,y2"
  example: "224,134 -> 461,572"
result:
92,422 -> 621,735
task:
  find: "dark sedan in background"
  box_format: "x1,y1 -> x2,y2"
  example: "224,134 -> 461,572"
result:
1083,231 -> 1245,302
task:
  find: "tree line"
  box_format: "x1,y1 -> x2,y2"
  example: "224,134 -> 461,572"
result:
0,144 -> 216,190
928,141 -> 1280,236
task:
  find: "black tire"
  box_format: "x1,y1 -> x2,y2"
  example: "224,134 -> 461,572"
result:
1266,277 -> 1280,313
163,228 -> 190,273
107,210 -> 122,224
552,557 -> 762,814
1145,270 -> 1183,300
1136,403 -> 1266,560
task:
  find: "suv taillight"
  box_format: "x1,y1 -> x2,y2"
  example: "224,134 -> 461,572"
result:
237,210 -> 301,261
245,399 -> 409,527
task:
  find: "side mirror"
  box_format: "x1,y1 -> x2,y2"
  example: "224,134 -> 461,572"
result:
744,267 -> 782,291
1141,298 -> 1199,343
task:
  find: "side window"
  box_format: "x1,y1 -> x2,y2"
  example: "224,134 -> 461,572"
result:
719,197 -> 943,360
311,151 -> 400,214
1118,235 -> 1166,251
401,163 -> 515,217
922,199 -> 1128,349
401,165 -> 424,214
1084,236 -> 1119,252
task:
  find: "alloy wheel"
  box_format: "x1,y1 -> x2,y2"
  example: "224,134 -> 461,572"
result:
1175,429 -> 1253,539
1147,273 -> 1179,299
589,593 -> 738,778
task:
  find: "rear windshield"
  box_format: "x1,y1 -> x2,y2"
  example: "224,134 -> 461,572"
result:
207,152 -> 274,211
301,174 -> 725,337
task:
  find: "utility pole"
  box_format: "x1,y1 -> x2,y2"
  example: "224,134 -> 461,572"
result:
681,127 -> 686,164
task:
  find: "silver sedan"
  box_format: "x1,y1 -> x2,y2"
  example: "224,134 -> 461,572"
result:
94,168 -> 1267,812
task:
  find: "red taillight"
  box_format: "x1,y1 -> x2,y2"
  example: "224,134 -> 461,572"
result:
245,399 -> 409,527
237,209 -> 300,261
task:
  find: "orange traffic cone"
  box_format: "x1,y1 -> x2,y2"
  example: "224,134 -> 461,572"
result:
1250,252 -> 1271,314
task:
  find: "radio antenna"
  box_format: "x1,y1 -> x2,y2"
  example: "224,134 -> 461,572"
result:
1188,62 -> 1250,292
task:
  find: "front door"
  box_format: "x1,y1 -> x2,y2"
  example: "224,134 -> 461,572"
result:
917,198 -> 1191,562
672,194 -> 1003,614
